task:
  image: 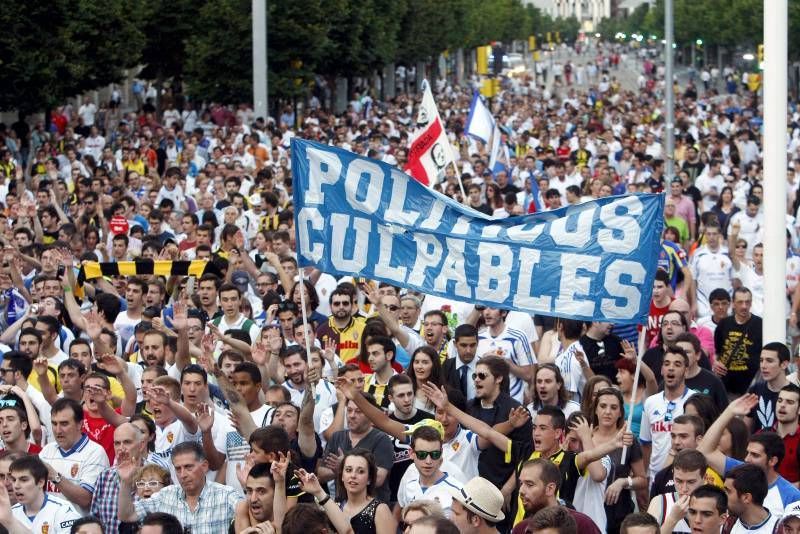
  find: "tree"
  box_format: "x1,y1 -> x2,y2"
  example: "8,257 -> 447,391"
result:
139,0 -> 198,114
0,0 -> 146,114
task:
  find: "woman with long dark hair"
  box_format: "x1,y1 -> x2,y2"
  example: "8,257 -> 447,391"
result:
405,346 -> 444,412
711,185 -> 739,236
298,449 -> 396,534
589,388 -> 648,534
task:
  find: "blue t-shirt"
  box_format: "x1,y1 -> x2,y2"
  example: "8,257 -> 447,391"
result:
724,456 -> 800,514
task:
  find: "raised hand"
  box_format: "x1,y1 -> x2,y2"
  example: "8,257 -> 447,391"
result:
294,467 -> 325,498
236,454 -> 256,489
33,356 -> 49,377
621,340 -> 637,361
84,310 -> 103,339
196,402 -> 215,433
508,406 -> 531,429
251,341 -> 269,366
335,377 -> 357,401
266,332 -> 283,354
270,451 -> 289,484
99,353 -> 125,376
117,450 -> 139,485
201,333 -> 215,355
728,393 -> 759,417
148,386 -> 171,408
171,301 -> 188,331
306,368 -> 321,387
419,383 -> 449,410
322,337 -> 337,363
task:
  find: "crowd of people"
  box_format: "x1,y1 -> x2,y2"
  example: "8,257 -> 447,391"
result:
0,40 -> 799,534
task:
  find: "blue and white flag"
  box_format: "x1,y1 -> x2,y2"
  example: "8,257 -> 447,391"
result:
465,93 -> 508,175
292,139 -> 665,325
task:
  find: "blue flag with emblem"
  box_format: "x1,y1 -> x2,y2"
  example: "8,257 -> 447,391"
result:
292,139 -> 664,325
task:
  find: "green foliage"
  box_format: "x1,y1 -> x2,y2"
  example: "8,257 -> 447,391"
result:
0,0 -> 145,113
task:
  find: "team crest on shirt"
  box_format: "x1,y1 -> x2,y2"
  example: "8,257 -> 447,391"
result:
451,442 -> 460,452
70,463 -> 79,477
167,431 -> 174,443
41,522 -> 49,534
352,331 -> 358,341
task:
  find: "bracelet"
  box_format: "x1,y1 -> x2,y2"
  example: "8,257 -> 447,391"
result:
627,476 -> 633,489
63,286 -> 72,293
317,495 -> 331,506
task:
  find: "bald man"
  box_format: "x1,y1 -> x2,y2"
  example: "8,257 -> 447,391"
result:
90,423 -> 165,531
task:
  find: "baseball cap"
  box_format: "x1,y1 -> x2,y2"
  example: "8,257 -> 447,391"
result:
231,270 -> 250,293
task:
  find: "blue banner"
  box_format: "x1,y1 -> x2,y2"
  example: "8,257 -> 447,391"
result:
292,139 -> 664,325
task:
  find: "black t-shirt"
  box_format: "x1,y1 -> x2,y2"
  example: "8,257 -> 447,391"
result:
387,409 -> 434,502
685,369 -> 729,412
468,393 -> 533,487
643,347 -> 665,384
747,381 -> 781,433
580,333 -> 623,381
714,315 -> 763,395
469,202 -> 493,216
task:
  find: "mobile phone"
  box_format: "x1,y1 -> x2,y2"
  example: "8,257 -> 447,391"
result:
57,266 -> 65,277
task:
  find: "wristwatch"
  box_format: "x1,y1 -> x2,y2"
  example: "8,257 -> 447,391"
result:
53,472 -> 62,485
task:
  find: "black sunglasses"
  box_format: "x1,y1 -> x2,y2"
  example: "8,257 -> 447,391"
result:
414,449 -> 442,460
472,371 -> 490,381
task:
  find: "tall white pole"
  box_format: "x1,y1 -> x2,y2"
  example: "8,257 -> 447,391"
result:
763,0 -> 788,344
664,0 -> 675,179
252,0 -> 268,121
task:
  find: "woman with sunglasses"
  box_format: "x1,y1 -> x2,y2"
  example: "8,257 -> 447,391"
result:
589,387 -> 648,534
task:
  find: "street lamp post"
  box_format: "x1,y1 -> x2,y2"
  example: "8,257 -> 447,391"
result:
252,0 -> 268,121
664,0 -> 675,179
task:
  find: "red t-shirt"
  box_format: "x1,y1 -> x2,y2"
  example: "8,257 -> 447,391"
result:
0,442 -> 42,455
773,425 -> 800,483
644,298 -> 674,345
83,410 -> 119,464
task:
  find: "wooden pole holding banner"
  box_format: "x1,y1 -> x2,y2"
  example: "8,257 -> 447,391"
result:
296,262 -> 315,374
621,328 -> 647,464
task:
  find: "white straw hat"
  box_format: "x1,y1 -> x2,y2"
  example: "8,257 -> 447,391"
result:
448,477 -> 505,522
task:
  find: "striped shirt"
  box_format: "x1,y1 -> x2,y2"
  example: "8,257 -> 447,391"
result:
134,481 -> 240,534
477,325 -> 536,402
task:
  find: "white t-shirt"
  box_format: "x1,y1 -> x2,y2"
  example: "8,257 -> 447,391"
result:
40,434 -> 109,515
639,388 -> 695,482
477,324 -> 536,402
441,426 -> 481,480
733,264 -> 764,316
554,340 -> 587,403
690,246 -> 733,318
397,470 -> 464,517
113,310 -> 142,350
78,103 -> 97,126
573,456 -> 612,532
11,494 -> 81,534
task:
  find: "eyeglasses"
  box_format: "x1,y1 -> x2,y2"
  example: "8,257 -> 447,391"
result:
662,320 -> 683,327
472,372 -> 490,381
135,480 -> 163,489
0,368 -> 13,375
414,449 -> 443,460
331,301 -> 350,307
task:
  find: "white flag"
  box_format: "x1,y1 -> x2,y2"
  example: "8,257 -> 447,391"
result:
404,80 -> 456,187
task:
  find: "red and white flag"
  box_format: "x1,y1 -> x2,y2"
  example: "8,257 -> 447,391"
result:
404,80 -> 456,187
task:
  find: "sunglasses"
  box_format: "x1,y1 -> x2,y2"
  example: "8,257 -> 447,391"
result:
414,449 -> 442,460
472,372 -> 490,381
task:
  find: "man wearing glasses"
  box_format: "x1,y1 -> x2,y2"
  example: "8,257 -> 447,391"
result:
640,345 -> 696,485
398,425 -> 464,517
